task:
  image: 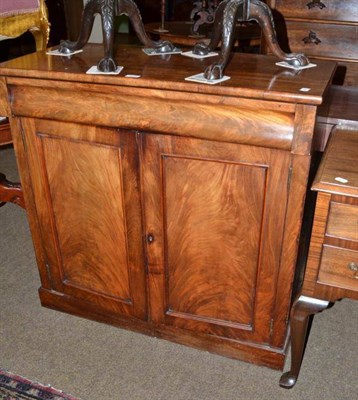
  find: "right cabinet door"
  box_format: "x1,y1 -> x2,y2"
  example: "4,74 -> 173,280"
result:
142,133 -> 291,344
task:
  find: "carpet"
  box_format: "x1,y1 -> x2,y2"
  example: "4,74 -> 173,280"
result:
0,369 -> 80,400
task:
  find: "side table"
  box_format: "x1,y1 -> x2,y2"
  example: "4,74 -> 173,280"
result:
280,128 -> 358,388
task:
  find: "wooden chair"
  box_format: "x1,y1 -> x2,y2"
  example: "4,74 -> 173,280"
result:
0,120 -> 25,208
0,0 -> 50,209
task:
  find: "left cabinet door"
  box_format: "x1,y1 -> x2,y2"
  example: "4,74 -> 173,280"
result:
20,118 -> 147,320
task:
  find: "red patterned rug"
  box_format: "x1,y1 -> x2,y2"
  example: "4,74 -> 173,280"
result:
0,369 -> 80,400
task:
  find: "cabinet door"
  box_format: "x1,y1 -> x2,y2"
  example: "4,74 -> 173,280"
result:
21,118 -> 147,320
142,133 -> 291,344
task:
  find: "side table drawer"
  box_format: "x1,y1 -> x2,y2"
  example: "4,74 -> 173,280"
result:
318,245 -> 358,291
326,202 -> 358,242
283,21 -> 358,61
274,0 -> 358,23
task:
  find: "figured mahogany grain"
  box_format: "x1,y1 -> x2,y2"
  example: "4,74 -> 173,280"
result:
142,133 -> 291,344
164,157 -> 264,327
21,118 -> 147,319
42,136 -> 133,300
8,84 -> 295,151
0,44 -> 336,369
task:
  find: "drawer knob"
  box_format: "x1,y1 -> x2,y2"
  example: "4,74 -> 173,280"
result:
348,262 -> 358,279
306,1 -> 326,9
303,31 -> 321,45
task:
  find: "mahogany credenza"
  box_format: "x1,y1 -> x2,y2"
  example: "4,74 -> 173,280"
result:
0,45 -> 336,370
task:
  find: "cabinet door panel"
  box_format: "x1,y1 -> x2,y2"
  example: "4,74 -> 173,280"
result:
165,157 -> 264,327
22,118 -> 147,319
142,134 -> 291,343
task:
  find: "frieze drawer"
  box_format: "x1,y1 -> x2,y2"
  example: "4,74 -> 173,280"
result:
326,202 -> 358,242
282,21 -> 358,61
318,245 -> 358,291
273,0 -> 358,23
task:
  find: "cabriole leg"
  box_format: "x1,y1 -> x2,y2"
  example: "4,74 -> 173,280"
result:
280,295 -> 329,389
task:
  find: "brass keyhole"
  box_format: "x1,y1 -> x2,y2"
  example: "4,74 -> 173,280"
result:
147,234 -> 155,244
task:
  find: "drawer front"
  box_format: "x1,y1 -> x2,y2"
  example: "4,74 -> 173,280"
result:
283,22 -> 358,61
326,202 -> 358,242
318,245 -> 358,291
274,0 -> 358,23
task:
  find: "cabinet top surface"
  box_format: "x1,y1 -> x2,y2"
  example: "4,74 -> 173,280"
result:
313,129 -> 358,197
0,44 -> 336,105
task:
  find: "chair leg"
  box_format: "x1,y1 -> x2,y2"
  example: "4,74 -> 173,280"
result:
31,29 -> 47,52
30,0 -> 50,51
0,173 -> 25,209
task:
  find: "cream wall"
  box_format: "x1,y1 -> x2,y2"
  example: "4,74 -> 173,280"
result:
83,0 -> 103,43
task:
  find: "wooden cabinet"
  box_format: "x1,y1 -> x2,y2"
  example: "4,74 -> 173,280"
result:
0,45 -> 336,370
20,117 -> 292,345
267,0 -> 358,86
